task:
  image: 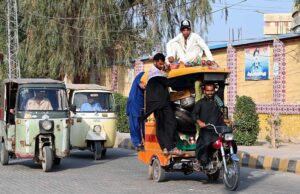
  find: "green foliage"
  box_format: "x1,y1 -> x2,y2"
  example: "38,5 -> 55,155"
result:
233,96 -> 260,146
114,93 -> 129,133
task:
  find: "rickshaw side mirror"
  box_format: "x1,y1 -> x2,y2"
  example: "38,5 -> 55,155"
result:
115,104 -> 120,112
70,104 -> 77,113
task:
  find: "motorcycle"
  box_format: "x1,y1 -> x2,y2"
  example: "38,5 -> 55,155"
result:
196,124 -> 240,191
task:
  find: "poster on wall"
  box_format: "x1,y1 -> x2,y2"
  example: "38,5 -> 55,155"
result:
245,46 -> 270,80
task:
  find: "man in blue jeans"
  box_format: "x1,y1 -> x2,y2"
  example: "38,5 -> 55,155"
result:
126,72 -> 145,150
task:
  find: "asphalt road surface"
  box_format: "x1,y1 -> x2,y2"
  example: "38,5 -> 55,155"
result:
0,148 -> 299,194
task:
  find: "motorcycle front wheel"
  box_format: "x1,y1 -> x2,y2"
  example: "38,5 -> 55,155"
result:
223,159 -> 240,191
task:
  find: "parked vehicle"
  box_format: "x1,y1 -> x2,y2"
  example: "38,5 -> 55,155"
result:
66,84 -> 119,160
138,64 -> 240,191
0,79 -> 70,172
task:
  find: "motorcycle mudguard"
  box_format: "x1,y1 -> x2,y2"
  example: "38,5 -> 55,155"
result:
85,130 -> 106,141
231,154 -> 240,162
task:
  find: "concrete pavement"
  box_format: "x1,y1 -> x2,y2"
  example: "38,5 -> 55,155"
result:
115,132 -> 300,174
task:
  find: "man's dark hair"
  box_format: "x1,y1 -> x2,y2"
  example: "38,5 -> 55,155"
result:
153,53 -> 165,62
253,48 -> 259,56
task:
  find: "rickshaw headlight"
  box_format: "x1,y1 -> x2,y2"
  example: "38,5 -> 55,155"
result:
93,125 -> 101,133
224,133 -> 234,141
42,120 -> 53,130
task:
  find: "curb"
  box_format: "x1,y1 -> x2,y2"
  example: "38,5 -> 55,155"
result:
115,133 -> 300,174
237,151 -> 300,175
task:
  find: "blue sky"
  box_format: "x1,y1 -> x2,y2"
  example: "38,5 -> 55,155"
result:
204,0 -> 295,46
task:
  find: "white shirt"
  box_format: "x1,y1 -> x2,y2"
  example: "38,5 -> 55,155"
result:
147,65 -> 167,81
166,33 -> 214,63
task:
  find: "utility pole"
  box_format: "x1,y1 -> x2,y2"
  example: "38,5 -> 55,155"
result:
6,0 -> 20,79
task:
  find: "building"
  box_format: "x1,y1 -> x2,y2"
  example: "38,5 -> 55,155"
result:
264,13 -> 292,36
122,33 -> 300,142
292,5 -> 300,32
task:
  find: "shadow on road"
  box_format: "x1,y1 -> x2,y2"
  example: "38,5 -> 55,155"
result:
1,148 -> 136,172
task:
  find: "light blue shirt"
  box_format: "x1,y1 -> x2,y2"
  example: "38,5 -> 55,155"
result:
80,103 -> 102,112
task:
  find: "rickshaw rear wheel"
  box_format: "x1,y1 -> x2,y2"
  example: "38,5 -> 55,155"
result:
53,157 -> 61,165
101,148 -> 107,158
93,141 -> 103,160
42,146 -> 53,172
0,142 -> 9,165
152,158 -> 166,182
147,165 -> 153,179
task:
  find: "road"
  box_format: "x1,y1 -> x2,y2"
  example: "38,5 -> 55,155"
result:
0,148 -> 299,194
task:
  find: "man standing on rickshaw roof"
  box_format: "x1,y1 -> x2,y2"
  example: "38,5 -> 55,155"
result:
166,19 -> 214,65
142,53 -> 182,155
126,71 -> 145,150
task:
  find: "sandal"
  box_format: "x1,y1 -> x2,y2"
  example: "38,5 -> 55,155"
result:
162,148 -> 169,155
169,147 -> 183,156
136,144 -> 144,151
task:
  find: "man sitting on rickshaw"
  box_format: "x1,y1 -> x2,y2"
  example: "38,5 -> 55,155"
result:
26,90 -> 53,111
166,19 -> 214,66
80,94 -> 103,112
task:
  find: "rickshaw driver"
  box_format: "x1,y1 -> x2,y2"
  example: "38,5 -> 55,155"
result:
26,90 -> 53,110
80,95 -> 103,112
192,83 -> 225,168
166,19 -> 214,65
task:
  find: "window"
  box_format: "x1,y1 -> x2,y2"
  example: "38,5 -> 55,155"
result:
17,88 -> 68,111
73,92 -> 114,112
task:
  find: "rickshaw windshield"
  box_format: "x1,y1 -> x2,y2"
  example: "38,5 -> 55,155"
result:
17,88 -> 68,111
73,92 -> 114,112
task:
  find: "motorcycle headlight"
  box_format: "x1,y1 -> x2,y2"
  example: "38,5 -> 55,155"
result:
42,120 -> 53,131
93,125 -> 102,133
224,133 -> 234,141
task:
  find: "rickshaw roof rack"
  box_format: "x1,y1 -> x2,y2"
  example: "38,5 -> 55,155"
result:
65,84 -> 111,91
3,78 -> 63,84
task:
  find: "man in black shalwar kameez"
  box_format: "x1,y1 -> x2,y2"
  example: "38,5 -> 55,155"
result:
192,83 -> 225,165
143,53 -> 180,155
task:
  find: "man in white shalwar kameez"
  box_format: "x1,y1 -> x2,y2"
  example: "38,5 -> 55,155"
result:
166,19 -> 214,65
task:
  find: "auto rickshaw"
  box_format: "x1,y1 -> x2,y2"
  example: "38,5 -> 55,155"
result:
138,63 -> 240,191
66,84 -> 119,160
0,79 -> 70,172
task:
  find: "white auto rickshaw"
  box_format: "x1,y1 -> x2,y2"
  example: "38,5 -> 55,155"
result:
66,84 -> 119,160
0,79 -> 70,172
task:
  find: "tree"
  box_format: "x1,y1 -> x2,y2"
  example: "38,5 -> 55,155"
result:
233,96 -> 260,146
1,0 -> 225,81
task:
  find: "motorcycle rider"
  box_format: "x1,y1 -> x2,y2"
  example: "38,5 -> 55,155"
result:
192,82 -> 226,168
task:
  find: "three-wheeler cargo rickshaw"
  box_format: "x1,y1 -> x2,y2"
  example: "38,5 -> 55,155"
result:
66,84 -> 118,160
138,64 -> 240,191
0,79 -> 70,172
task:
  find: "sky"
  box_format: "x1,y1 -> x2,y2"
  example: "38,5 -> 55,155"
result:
204,0 -> 295,46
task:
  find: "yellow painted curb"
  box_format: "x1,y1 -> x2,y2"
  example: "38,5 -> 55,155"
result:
248,154 -> 258,168
263,156 -> 273,170
278,159 -> 289,172
296,161 -> 300,175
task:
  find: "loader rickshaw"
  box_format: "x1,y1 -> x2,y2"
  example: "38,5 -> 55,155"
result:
66,84 -> 118,160
138,64 -> 240,191
0,79 -> 70,172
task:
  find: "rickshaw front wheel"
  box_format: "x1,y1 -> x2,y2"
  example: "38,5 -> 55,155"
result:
152,158 -> 166,182
0,142 -> 9,165
42,146 -> 53,172
93,141 -> 103,160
